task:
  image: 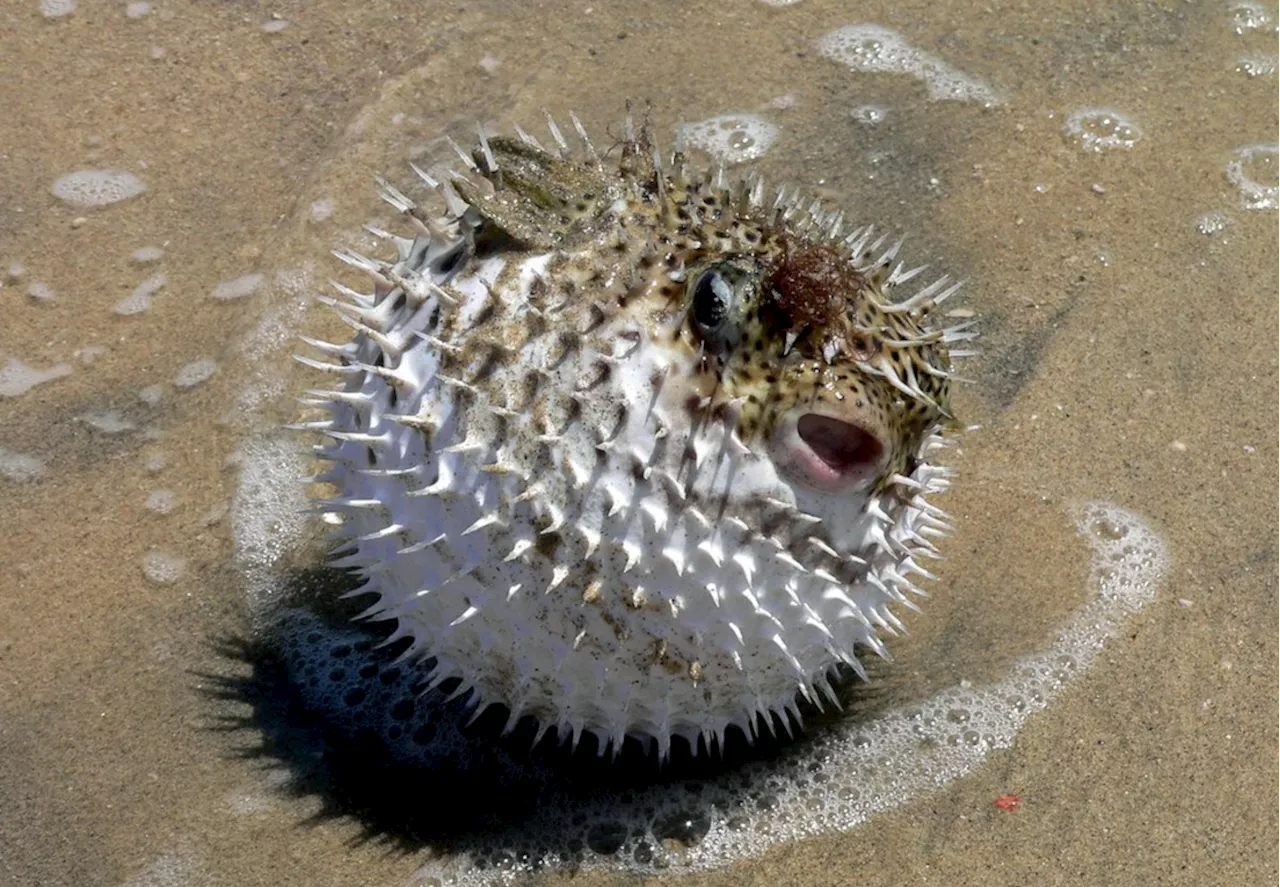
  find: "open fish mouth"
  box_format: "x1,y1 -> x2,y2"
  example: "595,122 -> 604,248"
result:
771,410 -> 887,492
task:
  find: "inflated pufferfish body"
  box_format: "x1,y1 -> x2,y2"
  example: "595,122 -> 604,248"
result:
303,117 -> 972,758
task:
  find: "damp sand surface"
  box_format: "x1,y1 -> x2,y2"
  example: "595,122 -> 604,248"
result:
0,1 -> 1276,886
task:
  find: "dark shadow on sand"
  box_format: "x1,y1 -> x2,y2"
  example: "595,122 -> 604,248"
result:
201,565 -> 900,868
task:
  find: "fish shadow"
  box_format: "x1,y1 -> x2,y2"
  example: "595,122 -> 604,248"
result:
204,565 -> 899,865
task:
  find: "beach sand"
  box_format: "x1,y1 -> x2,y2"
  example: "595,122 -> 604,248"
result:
0,0 -> 1276,884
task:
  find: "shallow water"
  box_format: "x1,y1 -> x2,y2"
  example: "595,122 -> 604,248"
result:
1,1 -> 1276,885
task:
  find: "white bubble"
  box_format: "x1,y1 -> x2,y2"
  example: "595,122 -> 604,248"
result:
131,245 -> 164,264
231,436 -> 310,618
310,198 -> 336,222
79,411 -> 135,434
114,271 -> 167,315
1236,54 -> 1277,77
261,18 -> 288,33
210,273 -> 263,301
1064,108 -> 1142,152
0,446 -> 46,482
174,358 -> 217,389
478,53 -> 501,74
851,104 -> 888,126
1194,211 -> 1232,234
145,489 -> 179,514
817,24 -> 1001,105
0,357 -> 72,398
125,0 -> 151,18
76,345 -> 106,365
27,281 -> 54,301
679,114 -> 779,164
236,267 -> 315,363
142,551 -> 186,584
202,502 -> 230,526
1229,1 -> 1276,34
138,383 -> 165,406
1225,144 -> 1278,210
144,452 -> 168,473
50,169 -> 147,207
39,0 -> 75,17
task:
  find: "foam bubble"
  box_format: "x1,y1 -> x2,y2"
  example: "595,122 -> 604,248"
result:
202,502 -> 229,526
131,245 -> 164,264
237,267 -> 316,362
1229,1 -> 1277,34
1225,144 -> 1278,210
173,358 -> 217,389
27,281 -> 54,301
145,489 -> 179,514
0,357 -> 72,398
0,446 -> 46,482
231,436 -> 310,617
310,198 -> 336,223
39,0 -> 75,18
851,104 -> 888,126
142,550 -> 186,584
79,410 -> 135,434
1195,211 -> 1232,234
1064,108 -> 1142,152
139,384 -> 165,406
211,273 -> 264,301
50,169 -> 147,207
125,0 -> 151,18
1236,54 -> 1277,77
115,271 -> 167,315
76,345 -> 105,365
679,114 -> 778,164
817,24 -> 1001,105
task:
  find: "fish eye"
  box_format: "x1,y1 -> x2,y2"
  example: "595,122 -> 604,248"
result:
692,269 -> 733,329
689,264 -> 748,352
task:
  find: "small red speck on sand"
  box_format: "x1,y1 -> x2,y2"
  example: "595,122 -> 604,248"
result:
994,794 -> 1022,812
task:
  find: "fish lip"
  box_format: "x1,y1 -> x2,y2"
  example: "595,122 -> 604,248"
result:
770,407 -> 887,493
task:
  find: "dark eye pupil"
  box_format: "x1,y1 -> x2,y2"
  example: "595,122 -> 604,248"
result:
692,272 -> 730,329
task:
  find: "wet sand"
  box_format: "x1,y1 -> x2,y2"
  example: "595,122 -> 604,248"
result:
0,1 -> 1276,885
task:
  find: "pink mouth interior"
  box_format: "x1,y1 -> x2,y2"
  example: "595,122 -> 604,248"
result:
796,413 -> 883,479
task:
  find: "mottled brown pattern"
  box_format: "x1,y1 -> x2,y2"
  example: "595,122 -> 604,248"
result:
441,131 -> 958,503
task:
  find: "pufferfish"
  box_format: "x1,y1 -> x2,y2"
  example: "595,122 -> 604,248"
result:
298,115 -> 974,759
